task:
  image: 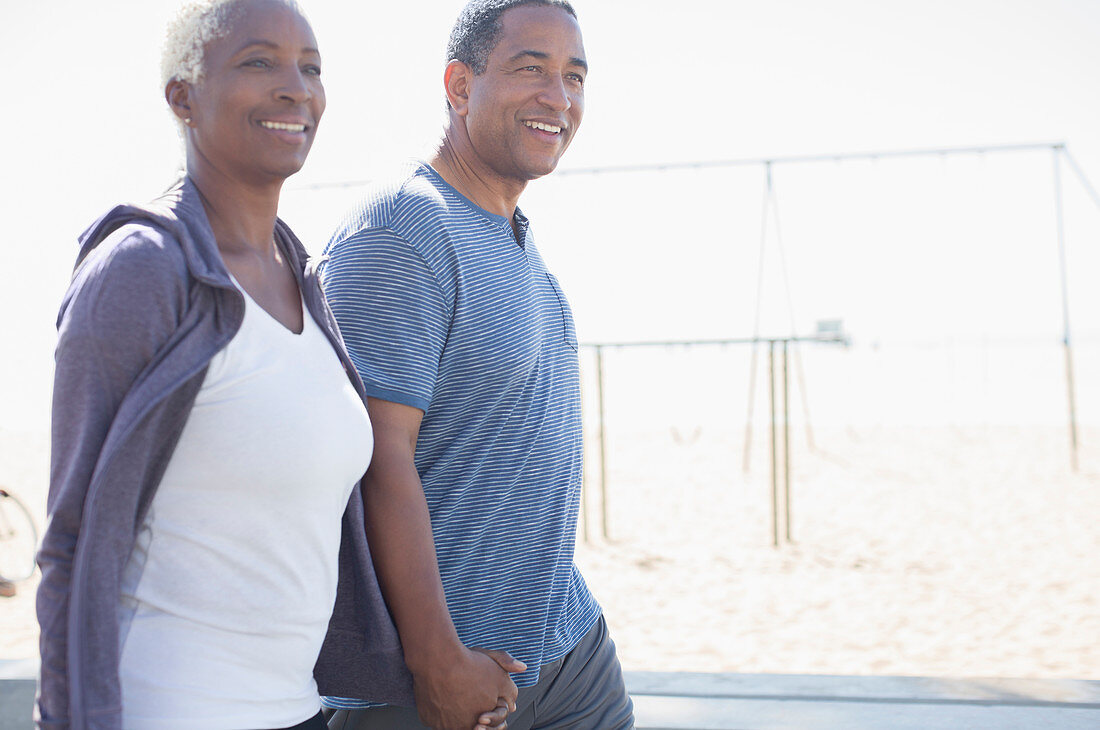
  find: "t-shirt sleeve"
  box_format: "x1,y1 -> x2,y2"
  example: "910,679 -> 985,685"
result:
321,227 -> 450,413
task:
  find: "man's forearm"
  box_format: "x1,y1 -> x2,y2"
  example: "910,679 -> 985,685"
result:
361,398 -> 520,729
362,453 -> 465,671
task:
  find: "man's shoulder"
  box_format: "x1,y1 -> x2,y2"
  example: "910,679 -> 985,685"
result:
327,162 -> 456,249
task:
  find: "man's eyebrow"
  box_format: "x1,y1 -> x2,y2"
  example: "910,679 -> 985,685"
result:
506,50 -> 589,72
507,50 -> 550,64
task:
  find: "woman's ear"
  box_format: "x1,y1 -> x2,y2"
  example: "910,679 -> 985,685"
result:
165,79 -> 193,125
443,60 -> 472,117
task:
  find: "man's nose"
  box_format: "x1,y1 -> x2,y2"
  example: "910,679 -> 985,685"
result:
537,74 -> 572,111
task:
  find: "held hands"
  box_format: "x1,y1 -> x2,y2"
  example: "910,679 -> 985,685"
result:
413,645 -> 526,730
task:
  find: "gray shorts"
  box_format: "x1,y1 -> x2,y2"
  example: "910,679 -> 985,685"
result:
326,615 -> 634,730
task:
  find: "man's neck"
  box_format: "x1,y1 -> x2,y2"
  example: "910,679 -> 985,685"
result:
429,130 -> 526,220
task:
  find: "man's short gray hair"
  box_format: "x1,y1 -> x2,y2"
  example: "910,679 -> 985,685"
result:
446,0 -> 577,75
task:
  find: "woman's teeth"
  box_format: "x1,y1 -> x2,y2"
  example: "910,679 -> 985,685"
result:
260,121 -> 306,132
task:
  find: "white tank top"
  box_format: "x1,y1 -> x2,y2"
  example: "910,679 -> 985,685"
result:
117,283 -> 373,730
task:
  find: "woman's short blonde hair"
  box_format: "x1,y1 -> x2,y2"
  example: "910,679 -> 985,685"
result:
160,0 -> 303,89
161,0 -> 242,89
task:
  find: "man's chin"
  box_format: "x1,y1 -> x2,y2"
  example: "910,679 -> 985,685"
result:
523,158 -> 564,181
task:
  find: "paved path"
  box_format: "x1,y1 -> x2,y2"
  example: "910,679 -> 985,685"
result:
3,662 -> 1098,729
626,671 -> 1100,729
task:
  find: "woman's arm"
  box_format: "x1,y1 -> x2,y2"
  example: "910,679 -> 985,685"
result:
36,224 -> 188,728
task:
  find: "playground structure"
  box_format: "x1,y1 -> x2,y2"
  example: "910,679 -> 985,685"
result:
580,333 -> 848,547
561,142 -> 1099,544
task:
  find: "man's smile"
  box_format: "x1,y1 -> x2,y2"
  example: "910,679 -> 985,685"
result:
523,120 -> 563,134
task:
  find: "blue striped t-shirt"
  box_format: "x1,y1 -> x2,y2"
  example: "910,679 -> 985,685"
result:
319,162 -> 601,705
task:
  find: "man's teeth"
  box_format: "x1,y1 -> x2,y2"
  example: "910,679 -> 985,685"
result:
525,121 -> 562,134
261,121 -> 306,132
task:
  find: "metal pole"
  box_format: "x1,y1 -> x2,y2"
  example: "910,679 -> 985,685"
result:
1060,148 -> 1100,212
1052,148 -> 1080,472
744,164 -> 774,473
765,165 -> 817,455
743,345 -> 759,473
579,363 -> 589,544
580,487 -> 589,544
783,340 -> 792,543
595,346 -> 611,538
792,345 -> 816,452
769,341 -> 779,548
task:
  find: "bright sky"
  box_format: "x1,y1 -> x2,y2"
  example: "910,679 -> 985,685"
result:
2,0 -> 1100,432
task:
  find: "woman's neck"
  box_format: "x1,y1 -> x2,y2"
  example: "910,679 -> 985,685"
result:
187,159 -> 283,258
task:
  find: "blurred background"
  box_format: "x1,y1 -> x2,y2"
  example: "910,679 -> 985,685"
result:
1,0 -> 1098,680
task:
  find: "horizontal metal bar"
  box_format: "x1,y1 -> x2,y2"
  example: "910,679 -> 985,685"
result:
581,335 -> 848,349
554,141 -> 1066,178
288,141 -> 1067,191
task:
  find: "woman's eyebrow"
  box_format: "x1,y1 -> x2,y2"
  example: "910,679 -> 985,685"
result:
234,39 -> 320,55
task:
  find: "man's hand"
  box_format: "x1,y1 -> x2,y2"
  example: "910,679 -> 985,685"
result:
412,645 -> 525,730
360,398 -> 526,728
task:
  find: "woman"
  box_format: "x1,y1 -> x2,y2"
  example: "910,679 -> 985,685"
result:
34,1 -> 436,728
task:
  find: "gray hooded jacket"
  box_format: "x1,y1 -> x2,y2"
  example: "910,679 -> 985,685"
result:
36,178 -> 414,730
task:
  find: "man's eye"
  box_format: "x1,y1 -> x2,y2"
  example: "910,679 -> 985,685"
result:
244,58 -> 272,69
303,64 -> 322,77
567,73 -> 585,84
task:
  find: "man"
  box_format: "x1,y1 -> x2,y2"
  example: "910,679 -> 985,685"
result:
320,2 -> 635,729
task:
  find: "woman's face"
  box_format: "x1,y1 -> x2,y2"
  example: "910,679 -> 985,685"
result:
175,0 -> 325,185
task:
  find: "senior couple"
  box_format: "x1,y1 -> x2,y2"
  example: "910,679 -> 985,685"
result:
36,1 -> 633,729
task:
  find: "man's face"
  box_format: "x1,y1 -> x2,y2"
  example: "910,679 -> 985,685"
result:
462,5 -> 587,182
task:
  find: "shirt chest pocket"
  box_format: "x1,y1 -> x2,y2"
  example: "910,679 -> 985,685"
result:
545,272 -> 579,353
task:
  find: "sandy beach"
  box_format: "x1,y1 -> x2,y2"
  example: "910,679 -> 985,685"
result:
3,419 -> 1097,681
577,423 -> 1100,680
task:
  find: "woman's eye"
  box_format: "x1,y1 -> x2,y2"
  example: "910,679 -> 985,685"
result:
303,65 -> 322,77
243,58 -> 271,69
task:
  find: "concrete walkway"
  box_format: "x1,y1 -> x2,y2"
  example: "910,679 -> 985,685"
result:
626,671 -> 1100,729
0,660 -> 35,730
2,662 -> 1098,729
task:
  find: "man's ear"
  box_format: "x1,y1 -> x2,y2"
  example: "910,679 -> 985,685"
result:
443,60 -> 473,117
165,79 -> 193,124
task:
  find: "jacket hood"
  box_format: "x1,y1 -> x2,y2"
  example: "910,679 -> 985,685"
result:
73,176 -> 312,289
74,178 -> 225,280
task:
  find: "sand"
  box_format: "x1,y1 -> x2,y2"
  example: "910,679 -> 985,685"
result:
576,424 -> 1100,680
3,424 -> 1098,680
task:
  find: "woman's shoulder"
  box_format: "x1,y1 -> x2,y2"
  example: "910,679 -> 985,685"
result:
61,210 -> 193,329
77,201 -> 189,270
